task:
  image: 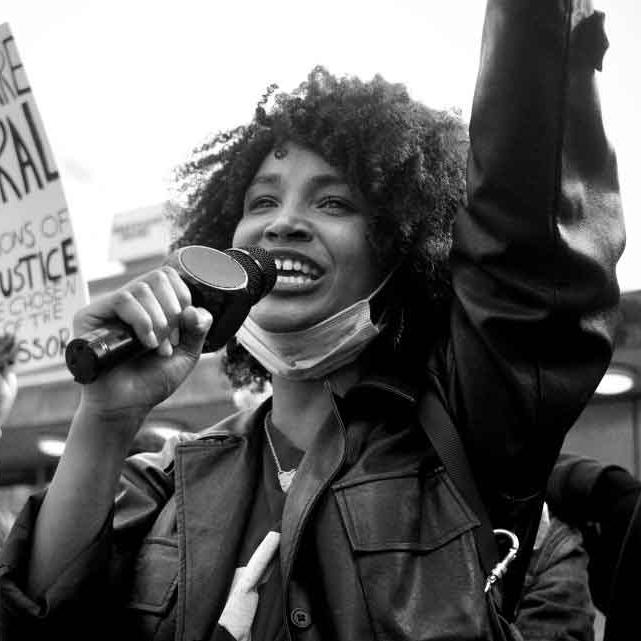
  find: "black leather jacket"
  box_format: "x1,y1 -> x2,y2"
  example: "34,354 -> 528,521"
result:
0,1 -> 624,640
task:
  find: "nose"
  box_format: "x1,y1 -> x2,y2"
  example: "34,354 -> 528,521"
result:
263,206 -> 312,242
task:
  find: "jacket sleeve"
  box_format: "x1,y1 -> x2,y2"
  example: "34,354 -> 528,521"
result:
547,453 -> 641,615
546,453 -> 614,525
0,438 -> 179,639
447,0 -> 625,501
514,516 -> 595,640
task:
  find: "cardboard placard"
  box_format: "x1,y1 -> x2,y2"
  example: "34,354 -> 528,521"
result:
0,23 -> 88,373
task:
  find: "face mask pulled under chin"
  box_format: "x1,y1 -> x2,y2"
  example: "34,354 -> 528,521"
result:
235,281 -> 389,382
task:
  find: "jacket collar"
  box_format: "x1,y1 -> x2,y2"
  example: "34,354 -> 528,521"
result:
346,342 -> 422,406
349,372 -> 418,404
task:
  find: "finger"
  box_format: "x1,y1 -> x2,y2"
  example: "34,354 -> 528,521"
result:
161,266 -> 192,309
110,290 -> 159,349
1,370 -> 17,395
144,270 -> 184,327
162,268 -> 192,347
157,337 -> 173,358
148,269 -> 188,347
0,370 -> 17,423
128,281 -> 172,348
176,306 -> 212,358
146,268 -> 192,348
74,266 -> 190,340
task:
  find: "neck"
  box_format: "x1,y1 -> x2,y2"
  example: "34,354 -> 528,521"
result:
270,363 -> 361,451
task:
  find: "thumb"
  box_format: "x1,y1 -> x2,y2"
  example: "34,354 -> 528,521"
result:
177,306 -> 213,358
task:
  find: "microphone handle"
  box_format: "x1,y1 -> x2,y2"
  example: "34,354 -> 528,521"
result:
65,286 -> 252,384
66,323 -> 159,385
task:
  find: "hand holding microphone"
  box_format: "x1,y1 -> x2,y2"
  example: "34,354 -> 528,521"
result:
66,246 -> 276,389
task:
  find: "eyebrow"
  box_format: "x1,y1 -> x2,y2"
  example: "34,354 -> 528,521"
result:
247,172 -> 348,190
308,174 -> 348,190
248,173 -> 281,188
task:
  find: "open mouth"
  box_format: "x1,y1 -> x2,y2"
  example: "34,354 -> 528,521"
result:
273,255 -> 322,286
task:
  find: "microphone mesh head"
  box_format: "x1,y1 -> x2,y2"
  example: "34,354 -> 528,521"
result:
226,246 -> 277,304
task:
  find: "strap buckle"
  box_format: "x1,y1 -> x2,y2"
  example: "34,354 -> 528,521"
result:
484,529 -> 520,593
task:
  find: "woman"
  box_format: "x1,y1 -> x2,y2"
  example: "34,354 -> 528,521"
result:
0,1 -> 624,640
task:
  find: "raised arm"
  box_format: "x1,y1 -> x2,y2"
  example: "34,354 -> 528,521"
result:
449,0 -> 625,499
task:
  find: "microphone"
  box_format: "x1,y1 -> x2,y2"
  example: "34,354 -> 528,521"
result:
65,245 -> 277,384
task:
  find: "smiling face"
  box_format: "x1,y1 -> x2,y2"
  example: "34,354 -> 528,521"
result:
232,143 -> 383,333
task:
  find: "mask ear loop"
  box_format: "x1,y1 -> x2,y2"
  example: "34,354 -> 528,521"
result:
368,263 -> 406,352
368,264 -> 401,324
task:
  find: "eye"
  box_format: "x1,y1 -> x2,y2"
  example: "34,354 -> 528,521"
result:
247,195 -> 279,213
317,196 -> 357,214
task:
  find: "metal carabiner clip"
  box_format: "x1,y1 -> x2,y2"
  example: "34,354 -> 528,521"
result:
484,529 -> 520,593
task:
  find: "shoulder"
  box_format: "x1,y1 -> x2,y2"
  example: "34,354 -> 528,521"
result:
125,404 -> 267,477
196,406 -> 263,439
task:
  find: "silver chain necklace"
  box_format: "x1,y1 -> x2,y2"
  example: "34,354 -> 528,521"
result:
264,415 -> 297,493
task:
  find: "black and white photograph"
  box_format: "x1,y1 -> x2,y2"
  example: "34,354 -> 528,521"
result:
0,1 -> 639,639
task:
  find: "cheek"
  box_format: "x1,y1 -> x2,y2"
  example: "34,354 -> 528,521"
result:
343,226 -> 379,274
356,242 -> 384,291
337,240 -> 382,297
232,217 -> 259,247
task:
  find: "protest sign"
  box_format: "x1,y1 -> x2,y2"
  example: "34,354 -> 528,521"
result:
0,23 -> 88,372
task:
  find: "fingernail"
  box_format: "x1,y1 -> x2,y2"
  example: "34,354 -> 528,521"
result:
197,308 -> 212,328
158,339 -> 173,357
145,331 -> 159,348
170,328 -> 180,346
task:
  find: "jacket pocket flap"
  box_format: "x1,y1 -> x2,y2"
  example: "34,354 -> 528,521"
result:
333,469 -> 479,553
127,538 -> 178,614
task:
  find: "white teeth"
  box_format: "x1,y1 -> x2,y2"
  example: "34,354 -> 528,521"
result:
273,256 -> 319,279
276,274 -> 314,286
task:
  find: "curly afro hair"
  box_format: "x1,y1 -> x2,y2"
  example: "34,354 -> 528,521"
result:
169,66 -> 468,388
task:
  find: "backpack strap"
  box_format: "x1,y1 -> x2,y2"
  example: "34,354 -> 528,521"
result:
417,393 -> 500,579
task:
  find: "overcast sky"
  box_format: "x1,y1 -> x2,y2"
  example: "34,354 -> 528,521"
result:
3,0 -> 640,289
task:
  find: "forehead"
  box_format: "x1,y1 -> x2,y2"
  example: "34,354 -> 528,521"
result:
250,143 -> 344,187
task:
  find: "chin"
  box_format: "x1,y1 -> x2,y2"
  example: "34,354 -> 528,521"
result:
250,301 -> 325,333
